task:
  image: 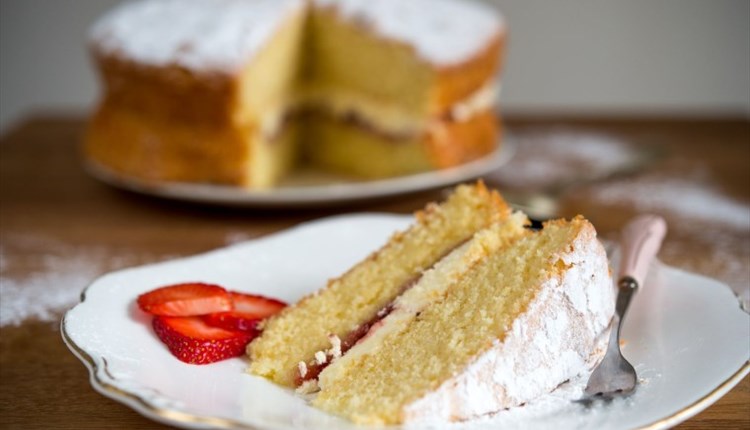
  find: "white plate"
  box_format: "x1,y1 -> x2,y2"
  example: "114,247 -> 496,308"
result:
62,214 -> 750,430
85,142 -> 514,208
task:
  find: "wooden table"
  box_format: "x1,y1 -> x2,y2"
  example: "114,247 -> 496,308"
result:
1,115 -> 748,429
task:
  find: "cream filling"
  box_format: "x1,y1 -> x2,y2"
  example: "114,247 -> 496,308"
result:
258,79 -> 500,140
316,212 -> 528,391
448,80 -> 500,123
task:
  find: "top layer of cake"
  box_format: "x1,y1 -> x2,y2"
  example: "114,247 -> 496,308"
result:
314,0 -> 504,66
90,0 -> 303,73
90,0 -> 504,74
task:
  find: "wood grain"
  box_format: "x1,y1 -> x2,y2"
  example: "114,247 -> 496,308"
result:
1,115 -> 747,429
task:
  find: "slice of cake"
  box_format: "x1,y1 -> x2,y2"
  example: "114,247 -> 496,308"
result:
247,184 -> 615,424
85,0 -> 505,188
247,181 -> 515,385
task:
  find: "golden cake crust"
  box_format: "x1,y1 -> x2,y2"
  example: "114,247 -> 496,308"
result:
92,53 -> 239,126
85,104 -> 251,185
425,109 -> 500,168
430,32 -> 505,115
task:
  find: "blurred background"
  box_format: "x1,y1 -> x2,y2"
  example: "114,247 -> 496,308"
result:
1,0 -> 749,134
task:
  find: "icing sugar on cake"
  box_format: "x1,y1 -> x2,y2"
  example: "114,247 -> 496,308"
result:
90,0 -> 304,72
403,228 -> 613,422
91,0 -> 504,73
315,0 -> 505,65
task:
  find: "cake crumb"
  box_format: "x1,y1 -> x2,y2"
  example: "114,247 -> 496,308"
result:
327,334 -> 342,359
314,350 -> 328,365
295,379 -> 320,395
297,361 -> 308,378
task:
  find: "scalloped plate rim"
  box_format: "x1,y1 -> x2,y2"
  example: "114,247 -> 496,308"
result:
62,214 -> 750,430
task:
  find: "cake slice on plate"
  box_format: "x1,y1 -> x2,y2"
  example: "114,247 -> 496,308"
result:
247,182 -> 615,424
248,181 -> 515,385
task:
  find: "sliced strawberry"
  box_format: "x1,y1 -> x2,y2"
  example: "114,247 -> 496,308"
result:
137,283 -> 232,316
232,292 -> 287,316
203,313 -> 262,334
152,316 -> 254,365
203,292 -> 287,333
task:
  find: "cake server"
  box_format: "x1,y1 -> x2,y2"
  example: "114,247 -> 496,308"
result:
580,214 -> 667,402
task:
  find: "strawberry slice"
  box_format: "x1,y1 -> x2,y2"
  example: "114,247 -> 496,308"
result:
152,316 -> 253,364
137,283 -> 232,316
203,292 -> 286,333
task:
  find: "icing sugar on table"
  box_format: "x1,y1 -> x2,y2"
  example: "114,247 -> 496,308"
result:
0,234 -> 175,327
491,129 -> 750,310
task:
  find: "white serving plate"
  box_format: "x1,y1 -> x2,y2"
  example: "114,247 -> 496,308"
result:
62,214 -> 750,430
85,141 -> 514,208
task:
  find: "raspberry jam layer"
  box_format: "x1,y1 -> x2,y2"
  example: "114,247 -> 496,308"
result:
294,279 -> 415,386
293,238 -> 472,387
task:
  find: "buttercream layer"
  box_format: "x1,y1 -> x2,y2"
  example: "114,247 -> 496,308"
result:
283,79 -> 499,139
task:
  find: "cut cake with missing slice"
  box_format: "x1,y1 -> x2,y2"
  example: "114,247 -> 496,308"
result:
86,0 -> 505,188
247,183 -> 615,424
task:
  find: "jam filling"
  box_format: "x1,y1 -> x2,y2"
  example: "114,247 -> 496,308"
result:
294,238 -> 471,387
294,301 -> 398,386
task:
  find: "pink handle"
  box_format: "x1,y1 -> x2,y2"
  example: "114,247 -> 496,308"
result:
618,215 -> 667,288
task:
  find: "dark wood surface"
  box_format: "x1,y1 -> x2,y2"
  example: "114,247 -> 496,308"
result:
1,115 -> 748,429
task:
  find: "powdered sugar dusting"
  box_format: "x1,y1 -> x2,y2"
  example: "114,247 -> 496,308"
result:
91,0 -> 501,73
585,174 -> 750,309
315,0 -> 504,65
90,0 -> 304,73
591,177 -> 750,230
1,252 -> 100,327
417,372 -> 629,430
403,223 -> 614,423
492,131 -> 641,191
0,234 -> 174,327
224,231 -> 256,246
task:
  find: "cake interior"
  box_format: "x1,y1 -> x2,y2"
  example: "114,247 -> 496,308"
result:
237,5 -> 450,183
312,217 -> 595,424
247,183 -> 510,385
301,7 -> 435,127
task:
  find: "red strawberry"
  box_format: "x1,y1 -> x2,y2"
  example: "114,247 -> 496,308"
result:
203,292 -> 286,333
137,283 -> 232,316
152,316 -> 253,364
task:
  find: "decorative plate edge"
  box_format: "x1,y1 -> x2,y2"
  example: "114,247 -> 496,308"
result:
59,223 -> 750,430
61,313 -> 265,430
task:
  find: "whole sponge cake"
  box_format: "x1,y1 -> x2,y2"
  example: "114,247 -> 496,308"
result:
85,0 -> 506,188
247,183 -> 615,424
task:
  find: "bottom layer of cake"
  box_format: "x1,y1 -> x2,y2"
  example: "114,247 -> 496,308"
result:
85,105 -> 299,188
84,106 -> 499,188
301,110 -> 498,179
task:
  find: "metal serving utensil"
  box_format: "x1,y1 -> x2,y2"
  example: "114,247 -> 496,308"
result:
579,215 -> 667,403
